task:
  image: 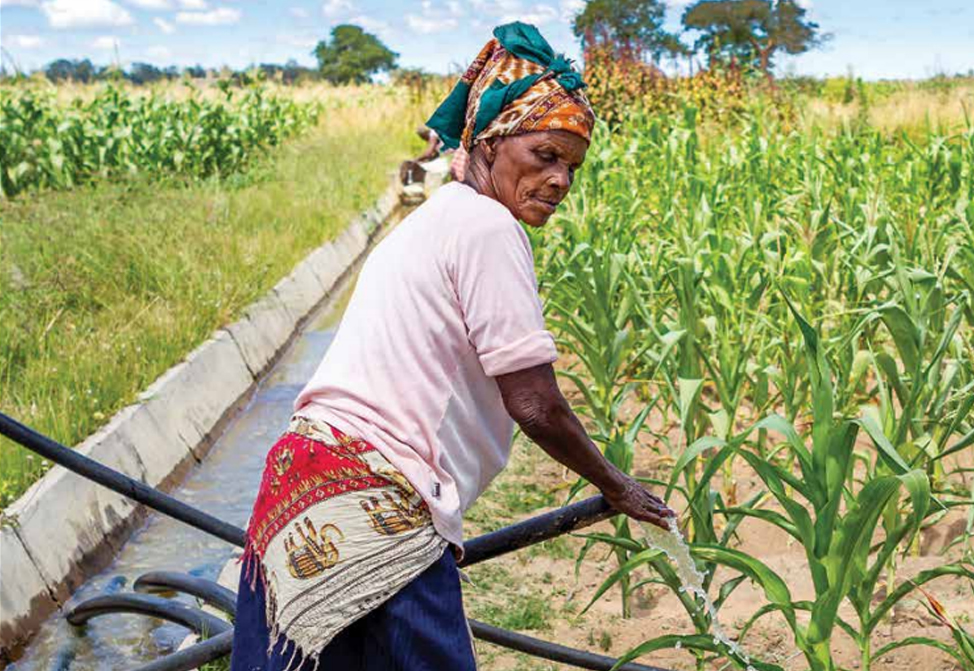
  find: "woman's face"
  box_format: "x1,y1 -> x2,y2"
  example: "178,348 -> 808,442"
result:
486,130 -> 588,227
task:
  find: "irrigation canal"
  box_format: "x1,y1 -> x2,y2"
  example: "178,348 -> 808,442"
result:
9,283 -> 354,670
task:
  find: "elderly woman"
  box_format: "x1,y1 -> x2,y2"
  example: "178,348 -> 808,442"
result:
231,22 -> 674,671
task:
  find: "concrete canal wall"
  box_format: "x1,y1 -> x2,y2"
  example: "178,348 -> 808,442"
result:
0,161 -> 450,656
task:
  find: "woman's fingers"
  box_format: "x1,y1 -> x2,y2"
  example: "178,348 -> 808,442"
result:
601,474 -> 678,529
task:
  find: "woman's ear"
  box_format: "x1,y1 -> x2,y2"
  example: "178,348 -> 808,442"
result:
482,137 -> 498,165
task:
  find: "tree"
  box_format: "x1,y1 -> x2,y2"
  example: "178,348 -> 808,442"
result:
682,0 -> 823,74
44,58 -> 96,83
312,24 -> 397,85
572,0 -> 682,63
128,62 -> 163,85
184,64 -> 207,79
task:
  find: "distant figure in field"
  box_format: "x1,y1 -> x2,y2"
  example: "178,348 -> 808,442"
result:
230,21 -> 675,671
401,124 -> 469,184
415,124 -> 445,162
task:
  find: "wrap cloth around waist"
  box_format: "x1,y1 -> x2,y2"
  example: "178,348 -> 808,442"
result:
241,414 -> 448,669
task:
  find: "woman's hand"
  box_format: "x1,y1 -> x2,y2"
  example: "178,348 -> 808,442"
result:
599,473 -> 676,531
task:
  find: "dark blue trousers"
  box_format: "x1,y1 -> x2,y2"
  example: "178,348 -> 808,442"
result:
230,547 -> 478,670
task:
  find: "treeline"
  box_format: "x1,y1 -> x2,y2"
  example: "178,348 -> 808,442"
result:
0,58 -> 324,86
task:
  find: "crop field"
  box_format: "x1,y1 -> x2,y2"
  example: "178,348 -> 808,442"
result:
0,81 -> 321,197
462,83 -> 974,670
2,65 -> 973,671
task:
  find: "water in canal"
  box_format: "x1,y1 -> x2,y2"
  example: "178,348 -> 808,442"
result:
9,283 -> 354,671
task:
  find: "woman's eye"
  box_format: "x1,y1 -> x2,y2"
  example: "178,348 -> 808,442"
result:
537,152 -> 556,163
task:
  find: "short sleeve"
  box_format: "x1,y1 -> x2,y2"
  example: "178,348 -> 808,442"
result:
451,216 -> 558,377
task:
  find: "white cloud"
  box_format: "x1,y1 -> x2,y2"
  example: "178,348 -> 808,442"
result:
145,45 -> 172,59
501,3 -> 558,26
153,16 -> 175,33
175,6 -> 240,25
124,0 -> 172,9
321,0 -> 349,17
446,0 -> 463,16
559,0 -> 583,22
177,0 -> 206,8
289,6 -> 309,19
276,33 -> 317,49
91,35 -> 121,49
347,14 -> 391,37
406,13 -> 457,33
6,34 -> 45,48
406,1 -> 461,34
41,0 -> 134,29
478,0 -> 520,12
0,0 -> 39,7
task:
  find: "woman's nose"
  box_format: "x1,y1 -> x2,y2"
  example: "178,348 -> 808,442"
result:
547,168 -> 570,192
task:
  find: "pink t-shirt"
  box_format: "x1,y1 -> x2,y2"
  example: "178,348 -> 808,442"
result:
293,181 -> 557,551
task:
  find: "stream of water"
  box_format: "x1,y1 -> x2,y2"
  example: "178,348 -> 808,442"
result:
639,520 -> 758,671
8,289 -> 351,670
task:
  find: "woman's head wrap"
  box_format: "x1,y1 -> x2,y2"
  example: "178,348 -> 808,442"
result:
426,22 -> 595,152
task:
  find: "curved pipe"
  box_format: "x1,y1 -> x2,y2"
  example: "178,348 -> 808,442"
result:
130,630 -> 234,671
134,571 -> 238,615
469,619 -> 673,671
460,495 -> 614,567
66,593 -> 231,638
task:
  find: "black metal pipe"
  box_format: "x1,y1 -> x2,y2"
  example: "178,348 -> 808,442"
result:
134,571 -> 238,615
469,619 -> 673,671
66,593 -> 232,637
130,630 -> 234,671
459,495 -> 614,567
0,412 -> 246,548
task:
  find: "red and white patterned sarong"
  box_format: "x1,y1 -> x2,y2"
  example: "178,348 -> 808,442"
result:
241,414 -> 448,668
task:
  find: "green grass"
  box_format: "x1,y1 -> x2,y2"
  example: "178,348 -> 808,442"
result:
0,88 -> 426,507
464,562 -> 553,632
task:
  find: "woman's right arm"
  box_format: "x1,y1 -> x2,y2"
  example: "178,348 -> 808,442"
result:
496,362 -> 675,529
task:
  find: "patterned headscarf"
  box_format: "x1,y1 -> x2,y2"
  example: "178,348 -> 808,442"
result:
426,22 -> 595,153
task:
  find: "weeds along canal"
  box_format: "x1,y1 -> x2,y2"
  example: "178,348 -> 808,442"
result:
7,283 -> 355,671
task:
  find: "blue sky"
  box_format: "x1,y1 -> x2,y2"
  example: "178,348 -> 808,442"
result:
1,0 -> 972,79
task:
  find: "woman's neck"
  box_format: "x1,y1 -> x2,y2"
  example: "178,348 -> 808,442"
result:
461,145 -> 497,200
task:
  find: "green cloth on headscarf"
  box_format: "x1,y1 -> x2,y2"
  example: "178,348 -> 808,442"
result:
426,82 -> 470,150
426,21 -> 586,150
